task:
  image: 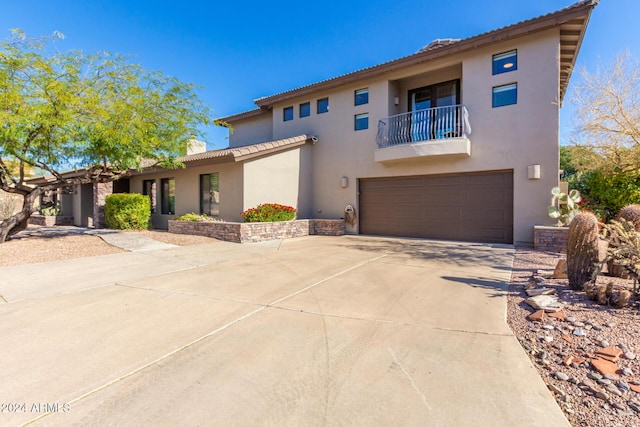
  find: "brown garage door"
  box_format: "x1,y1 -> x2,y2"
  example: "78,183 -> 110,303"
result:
359,171 -> 513,244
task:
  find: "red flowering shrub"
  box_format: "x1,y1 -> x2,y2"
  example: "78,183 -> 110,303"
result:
241,203 -> 296,222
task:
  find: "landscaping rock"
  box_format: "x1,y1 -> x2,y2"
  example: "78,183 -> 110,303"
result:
591,358 -> 620,378
525,295 -> 564,311
573,328 -> 586,336
552,258 -> 568,279
595,346 -> 623,362
527,310 -> 546,322
526,287 -> 556,296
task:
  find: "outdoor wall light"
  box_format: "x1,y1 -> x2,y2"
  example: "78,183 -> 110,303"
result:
394,96 -> 400,106
528,165 -> 541,180
341,176 -> 349,188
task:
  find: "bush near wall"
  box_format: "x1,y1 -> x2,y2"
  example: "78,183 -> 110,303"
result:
105,193 -> 150,230
241,203 -> 296,223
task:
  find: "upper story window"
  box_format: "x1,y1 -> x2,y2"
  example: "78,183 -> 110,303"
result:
283,106 -> 294,121
299,102 -> 310,118
493,50 -> 517,75
355,113 -> 369,131
355,88 -> 369,106
317,98 -> 329,114
492,83 -> 517,108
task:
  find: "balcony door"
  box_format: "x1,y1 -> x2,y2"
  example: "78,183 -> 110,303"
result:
409,79 -> 459,141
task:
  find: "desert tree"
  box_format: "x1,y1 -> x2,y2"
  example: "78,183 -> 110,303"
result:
0,30 -> 219,242
569,51 -> 640,173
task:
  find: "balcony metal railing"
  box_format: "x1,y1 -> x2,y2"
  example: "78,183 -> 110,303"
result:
376,104 -> 471,149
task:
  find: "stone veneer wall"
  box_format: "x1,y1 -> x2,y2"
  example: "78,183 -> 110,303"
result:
168,219 -> 345,243
533,226 -> 568,253
29,215 -> 74,227
93,182 -> 113,229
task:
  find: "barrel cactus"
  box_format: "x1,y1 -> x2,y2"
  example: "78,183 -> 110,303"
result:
567,211 -> 600,291
608,204 -> 640,278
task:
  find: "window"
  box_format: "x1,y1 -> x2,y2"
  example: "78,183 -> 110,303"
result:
200,173 -> 220,216
299,102 -> 310,118
493,50 -> 517,75
492,83 -> 517,108
355,113 -> 369,131
317,98 -> 329,114
142,179 -> 157,213
283,106 -> 294,121
355,88 -> 368,106
160,177 -> 175,215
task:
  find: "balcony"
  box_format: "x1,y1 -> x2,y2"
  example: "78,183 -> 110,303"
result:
375,104 -> 471,162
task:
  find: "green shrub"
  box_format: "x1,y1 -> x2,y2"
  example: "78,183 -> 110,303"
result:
568,170 -> 640,221
176,212 -> 224,222
39,206 -> 60,216
105,193 -> 150,230
241,203 -> 296,222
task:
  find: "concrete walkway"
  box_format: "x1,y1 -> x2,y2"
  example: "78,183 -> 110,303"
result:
19,226 -> 178,251
0,236 -> 568,426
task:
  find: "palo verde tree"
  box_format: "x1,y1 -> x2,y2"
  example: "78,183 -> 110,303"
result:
563,51 -> 640,219
569,51 -> 640,172
0,30 -> 219,242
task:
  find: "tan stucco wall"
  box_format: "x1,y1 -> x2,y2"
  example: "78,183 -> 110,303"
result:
229,29 -> 560,243
130,162 -> 244,229
228,113 -> 273,148
242,145 -> 313,218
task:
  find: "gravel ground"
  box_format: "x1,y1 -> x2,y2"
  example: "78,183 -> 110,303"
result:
508,248 -> 640,426
0,226 -> 220,268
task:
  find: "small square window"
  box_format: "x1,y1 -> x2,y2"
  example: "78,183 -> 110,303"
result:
493,50 -> 517,75
492,83 -> 517,108
283,106 -> 294,121
355,113 -> 369,131
299,102 -> 310,118
317,98 -> 329,114
355,88 -> 368,106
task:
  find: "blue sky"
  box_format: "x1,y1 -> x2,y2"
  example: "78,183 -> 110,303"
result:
1,0 -> 635,148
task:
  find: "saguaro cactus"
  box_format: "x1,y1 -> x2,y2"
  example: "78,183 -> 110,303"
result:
567,211 -> 600,291
609,204 -> 640,278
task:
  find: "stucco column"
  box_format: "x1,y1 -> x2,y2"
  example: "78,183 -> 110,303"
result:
93,182 -> 113,229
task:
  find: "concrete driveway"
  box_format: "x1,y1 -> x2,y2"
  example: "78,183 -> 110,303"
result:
0,236 -> 568,426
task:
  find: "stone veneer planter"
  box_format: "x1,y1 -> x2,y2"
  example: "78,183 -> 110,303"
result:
168,219 -> 345,243
29,214 -> 74,227
533,225 -> 568,253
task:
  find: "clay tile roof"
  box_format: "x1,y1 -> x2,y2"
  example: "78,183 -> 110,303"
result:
176,134 -> 316,164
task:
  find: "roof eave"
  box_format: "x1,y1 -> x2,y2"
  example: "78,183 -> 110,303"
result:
217,107 -> 269,123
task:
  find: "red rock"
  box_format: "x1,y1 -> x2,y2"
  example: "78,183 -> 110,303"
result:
552,259 -> 568,279
631,385 -> 640,394
561,335 -> 573,344
528,310 -> 546,322
563,356 -> 574,366
590,357 -> 620,378
548,310 -> 567,321
595,346 -> 623,362
573,357 -> 586,364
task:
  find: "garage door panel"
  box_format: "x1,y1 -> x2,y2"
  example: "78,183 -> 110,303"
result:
359,171 -> 513,244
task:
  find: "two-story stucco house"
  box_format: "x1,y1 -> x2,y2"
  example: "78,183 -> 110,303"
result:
52,0 -> 595,244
